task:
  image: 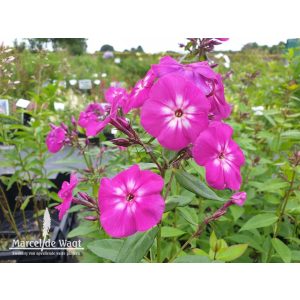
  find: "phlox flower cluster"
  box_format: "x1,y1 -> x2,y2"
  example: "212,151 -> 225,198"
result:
46,53 -> 246,238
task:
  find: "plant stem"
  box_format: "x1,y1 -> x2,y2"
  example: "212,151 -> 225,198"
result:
0,185 -> 21,239
273,169 -> 296,238
16,146 -> 43,236
266,169 -> 296,262
164,171 -> 175,200
169,200 -> 233,262
156,223 -> 162,263
137,139 -> 164,176
169,223 -> 206,262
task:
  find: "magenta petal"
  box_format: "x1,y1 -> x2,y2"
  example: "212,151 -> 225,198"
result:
56,200 -> 72,220
133,170 -> 164,196
223,163 -> 242,190
56,174 -> 78,220
205,160 -> 225,190
134,195 -> 165,231
156,121 -> 191,151
227,140 -> 246,167
100,203 -> 137,238
193,131 -> 218,166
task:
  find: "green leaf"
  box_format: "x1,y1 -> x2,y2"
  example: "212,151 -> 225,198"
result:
209,231 -> 218,250
216,244 -> 248,262
192,248 -> 209,257
116,227 -> 158,263
173,255 -> 211,263
281,130 -> 300,140
291,250 -> 300,262
20,195 -> 33,211
68,205 -> 86,213
230,205 -> 245,222
177,207 -> 198,225
68,222 -> 98,238
174,169 -> 225,201
271,238 -> 291,263
240,213 -> 278,231
165,195 -> 193,211
161,226 -> 185,238
87,239 -> 124,262
227,234 -> 264,253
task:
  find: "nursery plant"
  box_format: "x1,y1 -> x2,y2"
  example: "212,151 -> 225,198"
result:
45,39 -> 257,263
1,38 -> 299,263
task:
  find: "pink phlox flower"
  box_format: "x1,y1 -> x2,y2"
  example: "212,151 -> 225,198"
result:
46,124 -> 67,153
207,74 -> 232,120
99,164 -> 165,238
56,173 -> 78,220
193,121 -> 245,190
141,74 -> 210,151
105,87 -> 129,109
78,102 -> 111,137
123,69 -> 156,113
151,56 -> 218,95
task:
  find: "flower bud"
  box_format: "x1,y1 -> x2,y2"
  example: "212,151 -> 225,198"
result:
84,216 -> 98,221
71,115 -> 77,127
230,192 -> 247,206
111,138 -> 134,147
60,122 -> 68,132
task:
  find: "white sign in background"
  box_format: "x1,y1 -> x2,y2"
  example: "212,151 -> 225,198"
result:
78,79 -> 92,90
0,99 -> 9,115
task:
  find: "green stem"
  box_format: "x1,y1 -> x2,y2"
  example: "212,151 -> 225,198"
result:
137,139 -> 164,176
0,185 -> 21,239
164,170 -> 175,200
156,223 -> 162,263
16,146 -> 43,236
267,169 -> 296,262
169,223 -> 206,262
274,169 -> 296,237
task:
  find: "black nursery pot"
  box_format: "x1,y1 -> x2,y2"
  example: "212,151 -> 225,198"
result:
0,172 -> 74,262
0,210 -> 74,263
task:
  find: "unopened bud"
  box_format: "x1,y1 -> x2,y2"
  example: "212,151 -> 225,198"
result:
71,115 -> 77,127
230,192 -> 247,207
49,123 -> 56,130
111,138 -> 134,147
60,122 -> 68,131
84,216 -> 98,221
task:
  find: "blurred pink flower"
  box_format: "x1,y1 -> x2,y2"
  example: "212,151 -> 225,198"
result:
141,75 -> 210,151
56,174 -> 78,220
208,74 -> 232,120
46,125 -> 66,153
193,122 -> 245,190
78,103 -> 112,136
118,146 -> 127,151
152,56 -> 218,95
230,191 -> 247,206
124,69 -> 156,113
99,164 -> 165,238
215,38 -> 229,42
105,87 -> 129,109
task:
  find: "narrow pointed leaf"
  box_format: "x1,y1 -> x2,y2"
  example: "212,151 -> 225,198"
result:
87,239 -> 124,262
116,227 -> 158,263
271,238 -> 291,263
174,170 -> 225,201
